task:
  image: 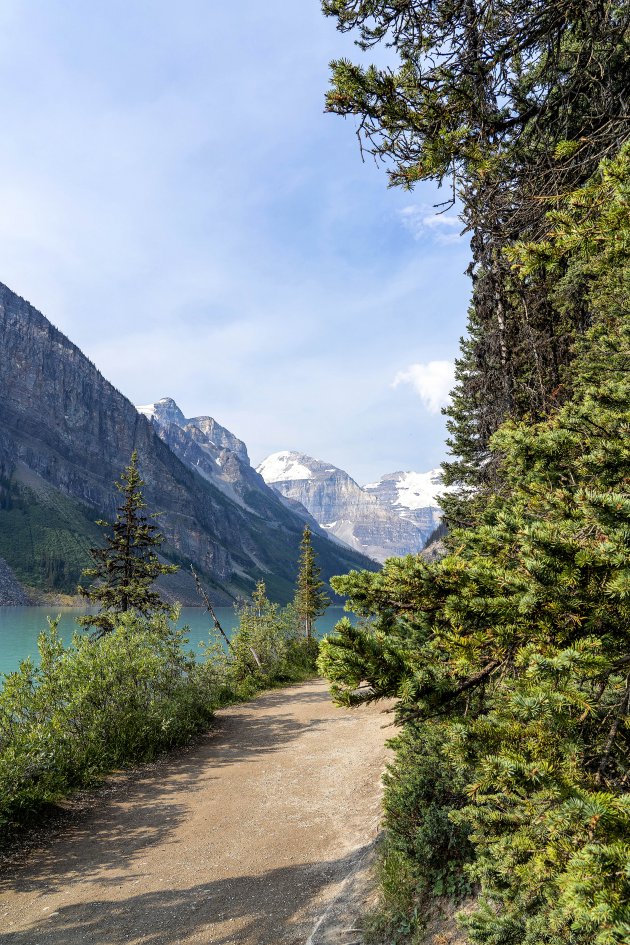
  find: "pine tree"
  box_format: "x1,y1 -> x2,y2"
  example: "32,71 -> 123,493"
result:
318,151 -> 630,943
78,451 -> 178,637
324,0 -> 629,518
294,525 -> 329,642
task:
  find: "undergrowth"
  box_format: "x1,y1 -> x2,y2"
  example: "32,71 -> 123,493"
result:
363,724 -> 474,944
0,603 -> 319,837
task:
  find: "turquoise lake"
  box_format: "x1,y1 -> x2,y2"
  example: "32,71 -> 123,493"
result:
0,606 -> 351,678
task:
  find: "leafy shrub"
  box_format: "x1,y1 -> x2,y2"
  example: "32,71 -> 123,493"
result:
0,589 -> 320,833
228,584 -> 319,697
0,613 -> 217,829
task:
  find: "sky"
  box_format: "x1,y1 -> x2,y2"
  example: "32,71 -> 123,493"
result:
0,1 -> 471,484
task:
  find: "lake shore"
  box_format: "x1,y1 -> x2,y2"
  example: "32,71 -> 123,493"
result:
0,606 -> 351,678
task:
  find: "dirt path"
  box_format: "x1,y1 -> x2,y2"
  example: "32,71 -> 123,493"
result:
0,680 -> 390,945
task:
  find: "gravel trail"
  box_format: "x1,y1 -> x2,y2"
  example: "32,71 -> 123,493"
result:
0,679 -> 390,945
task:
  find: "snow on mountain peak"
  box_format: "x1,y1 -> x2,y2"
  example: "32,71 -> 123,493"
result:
137,399 -> 248,462
258,451 -> 443,562
257,451 -> 314,483
137,397 -> 186,427
393,469 -> 445,510
363,468 -> 446,512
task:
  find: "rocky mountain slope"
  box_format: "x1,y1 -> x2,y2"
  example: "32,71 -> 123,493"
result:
257,452 -> 444,563
138,397 -> 342,544
0,281 -> 375,604
364,469 -> 444,537
138,398 -> 290,514
0,556 -> 30,606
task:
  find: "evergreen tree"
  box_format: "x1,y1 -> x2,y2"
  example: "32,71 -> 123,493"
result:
78,451 -> 177,637
323,0 -> 630,516
318,151 -> 630,943
294,525 -> 329,642
320,3 -> 630,940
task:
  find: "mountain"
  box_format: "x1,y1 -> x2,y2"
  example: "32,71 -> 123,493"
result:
138,398 -> 270,509
257,451 -> 443,563
0,281 -> 376,604
138,399 -> 250,464
136,398 -> 335,535
363,469 -> 444,537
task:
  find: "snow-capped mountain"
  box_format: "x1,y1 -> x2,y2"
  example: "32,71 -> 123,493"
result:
364,469 -> 444,535
257,451 -> 442,563
133,399 -> 375,592
139,400 -> 351,538
0,272 -> 375,607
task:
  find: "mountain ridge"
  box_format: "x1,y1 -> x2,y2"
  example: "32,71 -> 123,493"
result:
258,451 -> 444,563
137,398 -> 340,540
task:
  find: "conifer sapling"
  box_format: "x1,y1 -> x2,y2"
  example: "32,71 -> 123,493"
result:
294,525 -> 329,642
78,451 -> 178,636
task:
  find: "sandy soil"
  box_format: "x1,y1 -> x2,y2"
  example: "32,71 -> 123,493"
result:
0,679 -> 391,945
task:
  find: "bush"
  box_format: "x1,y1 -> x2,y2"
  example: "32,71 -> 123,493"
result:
0,613 -> 217,830
382,724 -> 473,899
227,585 -> 319,697
364,724 -> 473,943
0,590 -> 321,834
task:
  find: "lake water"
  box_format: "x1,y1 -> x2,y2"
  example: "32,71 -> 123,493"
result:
0,606 -> 352,678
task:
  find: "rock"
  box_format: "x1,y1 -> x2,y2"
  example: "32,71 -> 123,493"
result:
0,281 -> 376,603
0,556 -> 29,605
421,539 -> 446,563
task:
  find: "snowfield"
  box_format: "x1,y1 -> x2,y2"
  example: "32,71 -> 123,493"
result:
257,451 -> 314,483
393,469 -> 445,510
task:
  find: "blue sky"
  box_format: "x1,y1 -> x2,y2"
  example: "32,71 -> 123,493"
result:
0,1 -> 471,484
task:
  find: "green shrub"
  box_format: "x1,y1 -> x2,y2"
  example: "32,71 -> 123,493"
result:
228,584 -> 319,696
0,613 -> 217,829
382,724 -> 473,900
363,724 -> 473,943
0,590 -> 322,834
365,843 -> 422,945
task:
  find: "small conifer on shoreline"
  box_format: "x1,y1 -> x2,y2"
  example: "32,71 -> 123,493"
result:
78,451 -> 177,636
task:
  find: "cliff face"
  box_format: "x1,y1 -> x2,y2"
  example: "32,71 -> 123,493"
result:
0,282 -> 375,603
138,398 -> 343,557
139,398 -> 273,511
257,452 -> 436,563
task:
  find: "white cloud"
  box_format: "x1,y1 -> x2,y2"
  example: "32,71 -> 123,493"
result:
399,204 -> 464,244
393,360 -> 455,413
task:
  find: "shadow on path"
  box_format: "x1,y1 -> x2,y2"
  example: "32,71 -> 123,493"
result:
0,683 -> 330,896
1,848 -> 369,945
